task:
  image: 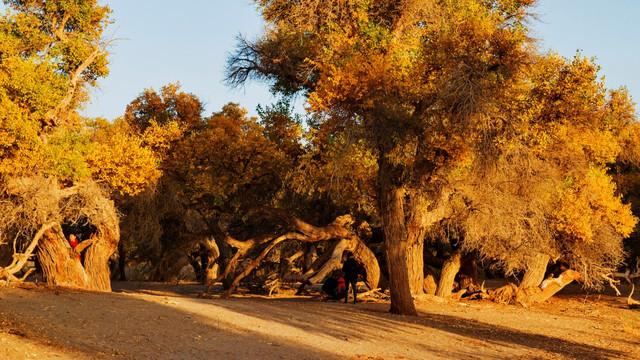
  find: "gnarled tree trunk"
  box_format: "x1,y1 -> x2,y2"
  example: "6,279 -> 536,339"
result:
38,224 -> 118,291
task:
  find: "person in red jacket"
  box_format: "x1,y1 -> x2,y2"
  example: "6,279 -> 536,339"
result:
68,234 -> 81,261
68,234 -> 78,248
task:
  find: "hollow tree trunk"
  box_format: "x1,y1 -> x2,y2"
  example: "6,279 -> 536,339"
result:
37,225 -> 88,288
436,250 -> 462,297
380,184 -> 417,316
296,237 -> 381,294
519,253 -> 549,290
37,223 -> 117,290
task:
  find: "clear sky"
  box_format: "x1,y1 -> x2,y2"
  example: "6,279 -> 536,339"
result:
76,1 -> 640,120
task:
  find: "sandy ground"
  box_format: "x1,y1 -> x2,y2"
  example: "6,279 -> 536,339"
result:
1,281 -> 639,359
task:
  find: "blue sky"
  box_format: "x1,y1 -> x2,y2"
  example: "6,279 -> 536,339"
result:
76,1 -> 640,120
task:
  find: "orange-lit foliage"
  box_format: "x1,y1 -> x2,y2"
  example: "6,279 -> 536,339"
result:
169,103 -> 290,215
232,0 -> 536,313
461,54 -> 638,286
125,83 -> 205,134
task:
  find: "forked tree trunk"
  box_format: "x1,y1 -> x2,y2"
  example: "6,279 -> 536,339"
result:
519,253 -> 549,290
436,250 -> 462,297
37,223 -> 118,291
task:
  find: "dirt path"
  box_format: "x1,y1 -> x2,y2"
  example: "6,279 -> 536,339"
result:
1,282 -> 639,359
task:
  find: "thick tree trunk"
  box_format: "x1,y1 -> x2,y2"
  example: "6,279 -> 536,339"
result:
37,225 -> 88,288
519,253 -> 549,290
436,250 -> 462,297
83,226 -> 119,290
380,185 -> 417,315
296,235 -> 382,291
458,252 -> 477,290
213,234 -> 237,290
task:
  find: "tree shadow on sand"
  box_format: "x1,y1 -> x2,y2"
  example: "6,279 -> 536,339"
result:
204,295 -> 632,359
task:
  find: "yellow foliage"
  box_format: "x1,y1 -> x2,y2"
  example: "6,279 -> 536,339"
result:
87,120 -> 160,197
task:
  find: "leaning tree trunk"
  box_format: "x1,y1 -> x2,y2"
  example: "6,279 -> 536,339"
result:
380,184 -> 418,316
519,253 -> 549,290
517,269 -> 580,307
436,250 -> 462,297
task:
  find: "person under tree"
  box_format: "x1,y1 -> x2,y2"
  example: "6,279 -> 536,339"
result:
342,251 -> 360,304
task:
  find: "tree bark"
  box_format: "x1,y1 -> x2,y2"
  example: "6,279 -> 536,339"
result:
83,226 -> 119,290
423,266 -> 438,295
201,238 -> 220,286
380,184 -> 417,315
436,250 -> 462,297
517,269 -> 580,306
37,225 -> 88,289
458,252 -> 477,290
405,188 -> 429,295
295,236 -> 381,294
519,253 -> 549,290
406,235 -> 425,295
303,243 -> 317,273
